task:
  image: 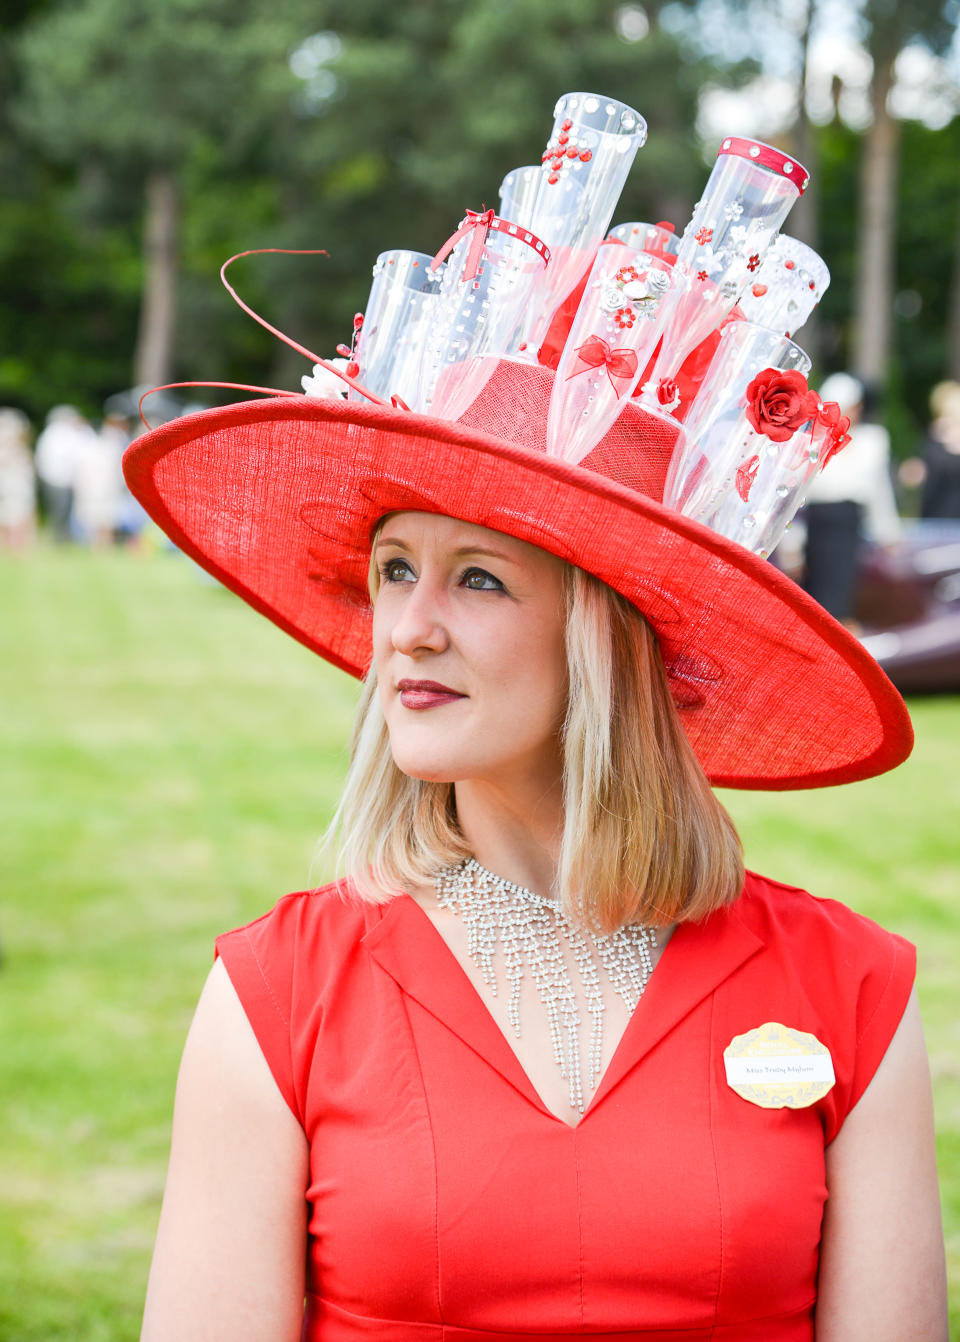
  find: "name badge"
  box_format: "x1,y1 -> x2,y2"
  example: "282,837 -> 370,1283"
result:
724,1021 -> 835,1109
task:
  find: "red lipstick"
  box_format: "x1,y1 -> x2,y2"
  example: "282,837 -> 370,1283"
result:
397,679 -> 466,710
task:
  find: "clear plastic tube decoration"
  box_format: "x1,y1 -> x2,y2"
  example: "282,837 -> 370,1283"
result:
499,164 -> 585,295
662,321 -> 811,529
735,234 -> 830,337
498,166 -> 546,230
545,240 -> 687,463
418,216 -> 549,420
639,138 -> 808,412
352,250 -> 442,408
516,93 -> 647,356
606,221 -> 680,261
701,409 -> 835,556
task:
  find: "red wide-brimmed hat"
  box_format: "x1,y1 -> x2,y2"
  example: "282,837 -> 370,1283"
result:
123,355 -> 912,789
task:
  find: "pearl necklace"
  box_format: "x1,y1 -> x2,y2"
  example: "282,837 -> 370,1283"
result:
435,859 -> 658,1113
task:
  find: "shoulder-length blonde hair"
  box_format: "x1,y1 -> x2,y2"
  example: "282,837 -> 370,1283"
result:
326,553 -> 743,930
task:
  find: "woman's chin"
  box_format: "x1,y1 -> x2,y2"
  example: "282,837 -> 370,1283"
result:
389,750 -> 460,784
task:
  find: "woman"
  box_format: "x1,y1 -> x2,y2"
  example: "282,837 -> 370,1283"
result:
126,350 -> 946,1339
125,105 -> 945,1335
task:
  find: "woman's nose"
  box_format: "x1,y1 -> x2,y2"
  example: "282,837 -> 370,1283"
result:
389,580 -> 450,656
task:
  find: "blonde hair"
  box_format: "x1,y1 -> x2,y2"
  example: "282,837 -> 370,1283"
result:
327,554 -> 743,930
930,379 -> 960,421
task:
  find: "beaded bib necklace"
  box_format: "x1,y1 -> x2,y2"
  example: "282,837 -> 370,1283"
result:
435,859 -> 658,1113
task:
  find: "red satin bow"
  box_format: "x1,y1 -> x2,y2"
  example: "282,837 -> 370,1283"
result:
567,335 -> 639,398
431,208 -> 497,282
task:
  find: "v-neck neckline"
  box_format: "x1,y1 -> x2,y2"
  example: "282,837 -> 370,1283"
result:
362,892 -> 764,1130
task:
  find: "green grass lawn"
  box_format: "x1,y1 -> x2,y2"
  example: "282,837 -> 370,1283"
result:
2,542 -> 958,1339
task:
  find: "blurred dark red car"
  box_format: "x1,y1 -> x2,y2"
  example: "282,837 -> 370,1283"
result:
855,520 -> 960,692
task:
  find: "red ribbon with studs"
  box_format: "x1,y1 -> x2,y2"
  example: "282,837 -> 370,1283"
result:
431,209 -> 551,283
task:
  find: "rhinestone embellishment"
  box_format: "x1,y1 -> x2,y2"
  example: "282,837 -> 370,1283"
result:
435,859 -> 658,1113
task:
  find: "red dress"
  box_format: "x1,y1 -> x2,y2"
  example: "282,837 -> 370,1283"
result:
215,871 -> 914,1342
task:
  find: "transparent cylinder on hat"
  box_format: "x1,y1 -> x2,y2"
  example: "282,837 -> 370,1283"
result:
352,250 -> 442,408
607,221 -> 680,260
498,166 -> 544,231
516,93 -> 648,357
663,320 -> 811,522
499,165 -> 585,304
702,409 -> 835,556
418,216 -> 549,420
639,137 -> 808,414
545,240 -> 687,463
735,234 -> 829,337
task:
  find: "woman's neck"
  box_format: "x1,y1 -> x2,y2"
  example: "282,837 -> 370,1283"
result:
453,774 -> 563,900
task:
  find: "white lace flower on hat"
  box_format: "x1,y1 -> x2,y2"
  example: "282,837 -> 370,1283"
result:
302,358 -> 350,400
693,243 -> 724,277
729,224 -> 749,248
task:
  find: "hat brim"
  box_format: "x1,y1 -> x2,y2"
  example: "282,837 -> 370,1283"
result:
123,394 -> 912,789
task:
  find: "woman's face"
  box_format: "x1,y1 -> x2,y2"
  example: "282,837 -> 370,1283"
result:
372,512 -> 568,790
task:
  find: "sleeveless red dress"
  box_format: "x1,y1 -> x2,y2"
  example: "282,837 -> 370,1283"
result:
215,871 -> 914,1342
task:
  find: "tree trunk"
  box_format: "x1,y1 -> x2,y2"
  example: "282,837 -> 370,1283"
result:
788,0 -> 821,367
133,169 -> 179,390
851,56 -> 900,393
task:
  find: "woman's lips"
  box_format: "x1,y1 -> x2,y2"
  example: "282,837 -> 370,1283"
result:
397,679 -> 466,710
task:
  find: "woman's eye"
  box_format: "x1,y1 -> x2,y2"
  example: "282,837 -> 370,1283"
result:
462,568 -> 504,591
380,559 -> 414,583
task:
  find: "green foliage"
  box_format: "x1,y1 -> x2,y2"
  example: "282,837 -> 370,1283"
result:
0,157 -> 142,421
1,0 -> 957,435
817,113 -> 960,453
863,0 -> 957,65
13,0 -> 313,167
4,0 -> 743,417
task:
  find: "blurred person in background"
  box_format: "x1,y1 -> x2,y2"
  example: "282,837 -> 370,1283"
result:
33,404 -> 96,543
919,380 -> 960,520
0,408 -> 37,550
73,409 -> 127,545
801,373 -> 901,627
105,413 -> 152,546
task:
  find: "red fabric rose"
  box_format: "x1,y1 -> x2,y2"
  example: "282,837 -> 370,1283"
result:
745,368 -> 819,442
816,399 -> 852,466
657,376 -> 679,407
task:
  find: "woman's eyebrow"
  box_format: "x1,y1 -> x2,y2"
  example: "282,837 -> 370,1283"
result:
450,544 -> 518,563
375,536 -> 519,564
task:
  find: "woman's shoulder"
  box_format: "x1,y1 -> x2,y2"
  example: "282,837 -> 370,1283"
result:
728,872 -> 917,1140
213,882 -> 396,1120
731,869 -> 916,1058
221,879 -> 382,947
734,868 -> 914,964
214,881 -> 393,1024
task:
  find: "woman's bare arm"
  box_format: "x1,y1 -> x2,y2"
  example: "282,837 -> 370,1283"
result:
816,987 -> 947,1342
141,958 -> 310,1342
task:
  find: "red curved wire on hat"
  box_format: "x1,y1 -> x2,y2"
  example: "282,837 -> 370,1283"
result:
219,249 -> 388,408
137,380 -> 296,431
